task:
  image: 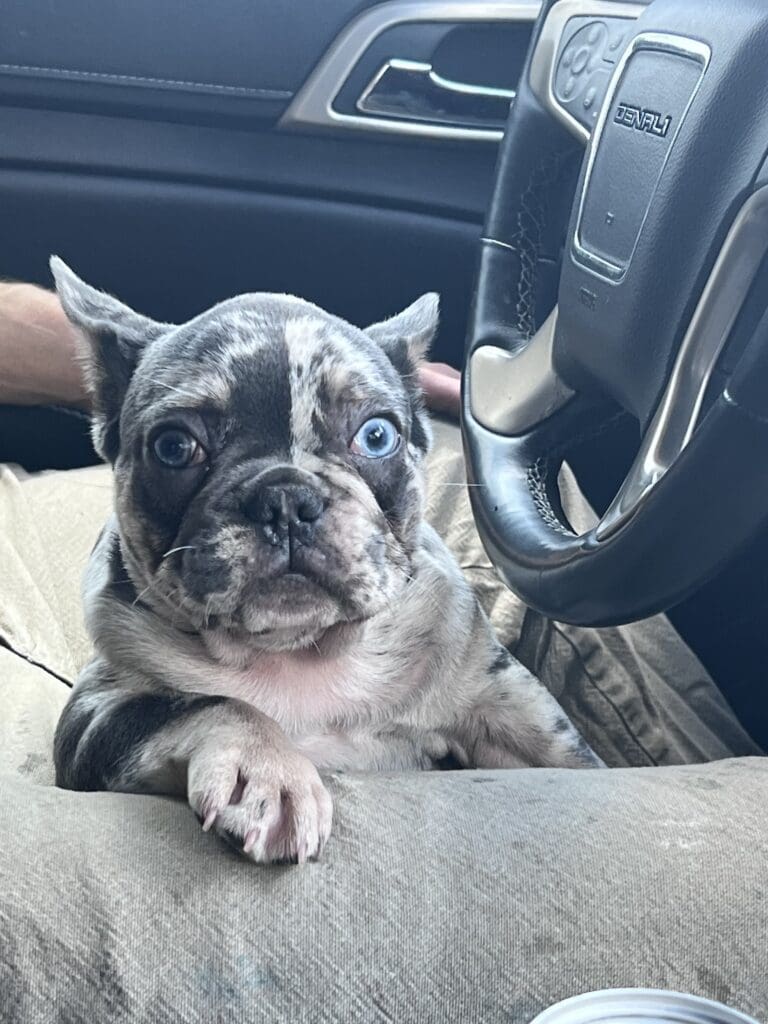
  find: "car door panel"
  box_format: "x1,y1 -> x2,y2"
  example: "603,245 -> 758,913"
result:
0,105 -> 498,223
0,0 -> 538,467
0,1 -> 540,311
1,168 -> 480,353
0,0 -> 379,122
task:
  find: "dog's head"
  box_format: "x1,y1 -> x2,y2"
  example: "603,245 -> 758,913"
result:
52,258 -> 439,652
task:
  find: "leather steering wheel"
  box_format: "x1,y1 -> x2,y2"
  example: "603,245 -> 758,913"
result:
462,0 -> 768,626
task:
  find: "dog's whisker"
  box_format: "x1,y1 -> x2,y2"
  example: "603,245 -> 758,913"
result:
154,582 -> 188,620
131,585 -> 153,607
162,545 -> 196,560
146,378 -> 197,398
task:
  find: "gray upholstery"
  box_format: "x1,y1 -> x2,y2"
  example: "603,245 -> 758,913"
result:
2,759 -> 767,1022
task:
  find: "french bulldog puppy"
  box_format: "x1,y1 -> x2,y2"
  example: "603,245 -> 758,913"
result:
51,257 -> 601,865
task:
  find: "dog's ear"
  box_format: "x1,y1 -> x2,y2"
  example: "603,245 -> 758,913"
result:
364,293 -> 439,373
50,256 -> 171,462
365,294 -> 439,457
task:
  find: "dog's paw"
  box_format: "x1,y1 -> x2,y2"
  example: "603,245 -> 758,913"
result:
188,746 -> 333,864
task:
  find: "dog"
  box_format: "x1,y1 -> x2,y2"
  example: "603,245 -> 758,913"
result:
51,257 -> 601,865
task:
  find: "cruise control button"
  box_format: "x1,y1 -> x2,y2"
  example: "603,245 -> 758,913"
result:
552,16 -> 635,133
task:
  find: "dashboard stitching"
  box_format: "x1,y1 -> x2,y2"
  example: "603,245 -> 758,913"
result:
0,63 -> 293,99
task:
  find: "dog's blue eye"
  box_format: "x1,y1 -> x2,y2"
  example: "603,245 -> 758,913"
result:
152,429 -> 205,468
350,417 -> 400,459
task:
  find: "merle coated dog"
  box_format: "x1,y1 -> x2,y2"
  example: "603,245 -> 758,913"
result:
51,257 -> 601,864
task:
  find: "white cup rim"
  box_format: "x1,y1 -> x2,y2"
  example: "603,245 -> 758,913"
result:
528,988 -> 760,1024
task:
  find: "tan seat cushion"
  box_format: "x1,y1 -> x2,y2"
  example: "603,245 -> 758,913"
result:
0,460 -> 111,681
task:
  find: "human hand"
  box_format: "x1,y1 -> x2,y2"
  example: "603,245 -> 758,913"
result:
418,361 -> 461,418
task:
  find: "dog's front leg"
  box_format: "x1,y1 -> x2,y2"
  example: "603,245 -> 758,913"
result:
453,646 -> 604,770
54,658 -> 333,863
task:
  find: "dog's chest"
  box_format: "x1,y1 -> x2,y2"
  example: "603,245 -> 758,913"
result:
208,649 -> 442,771
225,650 -> 374,727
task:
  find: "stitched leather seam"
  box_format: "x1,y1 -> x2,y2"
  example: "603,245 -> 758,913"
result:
525,411 -> 630,535
527,458 -> 574,535
0,62 -> 292,99
510,148 -> 574,340
514,167 -> 547,339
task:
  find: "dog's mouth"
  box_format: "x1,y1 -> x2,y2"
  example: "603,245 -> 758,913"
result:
204,571 -> 365,653
150,515 -> 411,645
248,568 -> 337,604
272,568 -> 332,589
239,564 -> 362,623
168,559 -> 369,639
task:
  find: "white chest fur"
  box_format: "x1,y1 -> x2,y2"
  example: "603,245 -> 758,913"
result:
188,642 -> 429,769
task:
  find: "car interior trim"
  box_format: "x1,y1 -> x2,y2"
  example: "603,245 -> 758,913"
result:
0,61 -> 293,100
468,306 -> 575,434
280,0 -> 541,143
597,182 -> 768,539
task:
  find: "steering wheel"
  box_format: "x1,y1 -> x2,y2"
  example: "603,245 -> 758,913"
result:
462,0 -> 768,626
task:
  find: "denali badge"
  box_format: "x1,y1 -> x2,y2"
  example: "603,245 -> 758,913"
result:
613,102 -> 671,137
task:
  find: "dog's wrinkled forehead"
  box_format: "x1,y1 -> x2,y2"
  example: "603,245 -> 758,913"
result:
49,256 -> 438,463
129,296 -> 407,445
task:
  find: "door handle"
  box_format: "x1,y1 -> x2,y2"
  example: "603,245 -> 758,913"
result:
279,0 -> 541,143
357,58 -> 515,130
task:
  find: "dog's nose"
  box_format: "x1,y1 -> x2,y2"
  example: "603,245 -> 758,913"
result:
247,482 -> 325,545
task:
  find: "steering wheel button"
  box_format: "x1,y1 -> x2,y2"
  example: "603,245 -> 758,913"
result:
583,86 -> 597,110
587,21 -> 606,46
572,48 -> 591,75
552,17 -> 635,130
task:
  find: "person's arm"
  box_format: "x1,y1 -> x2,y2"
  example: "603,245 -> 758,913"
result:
0,282 -> 461,415
0,281 -> 88,407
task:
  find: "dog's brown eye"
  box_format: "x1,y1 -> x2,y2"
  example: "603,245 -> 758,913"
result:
152,428 -> 205,469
